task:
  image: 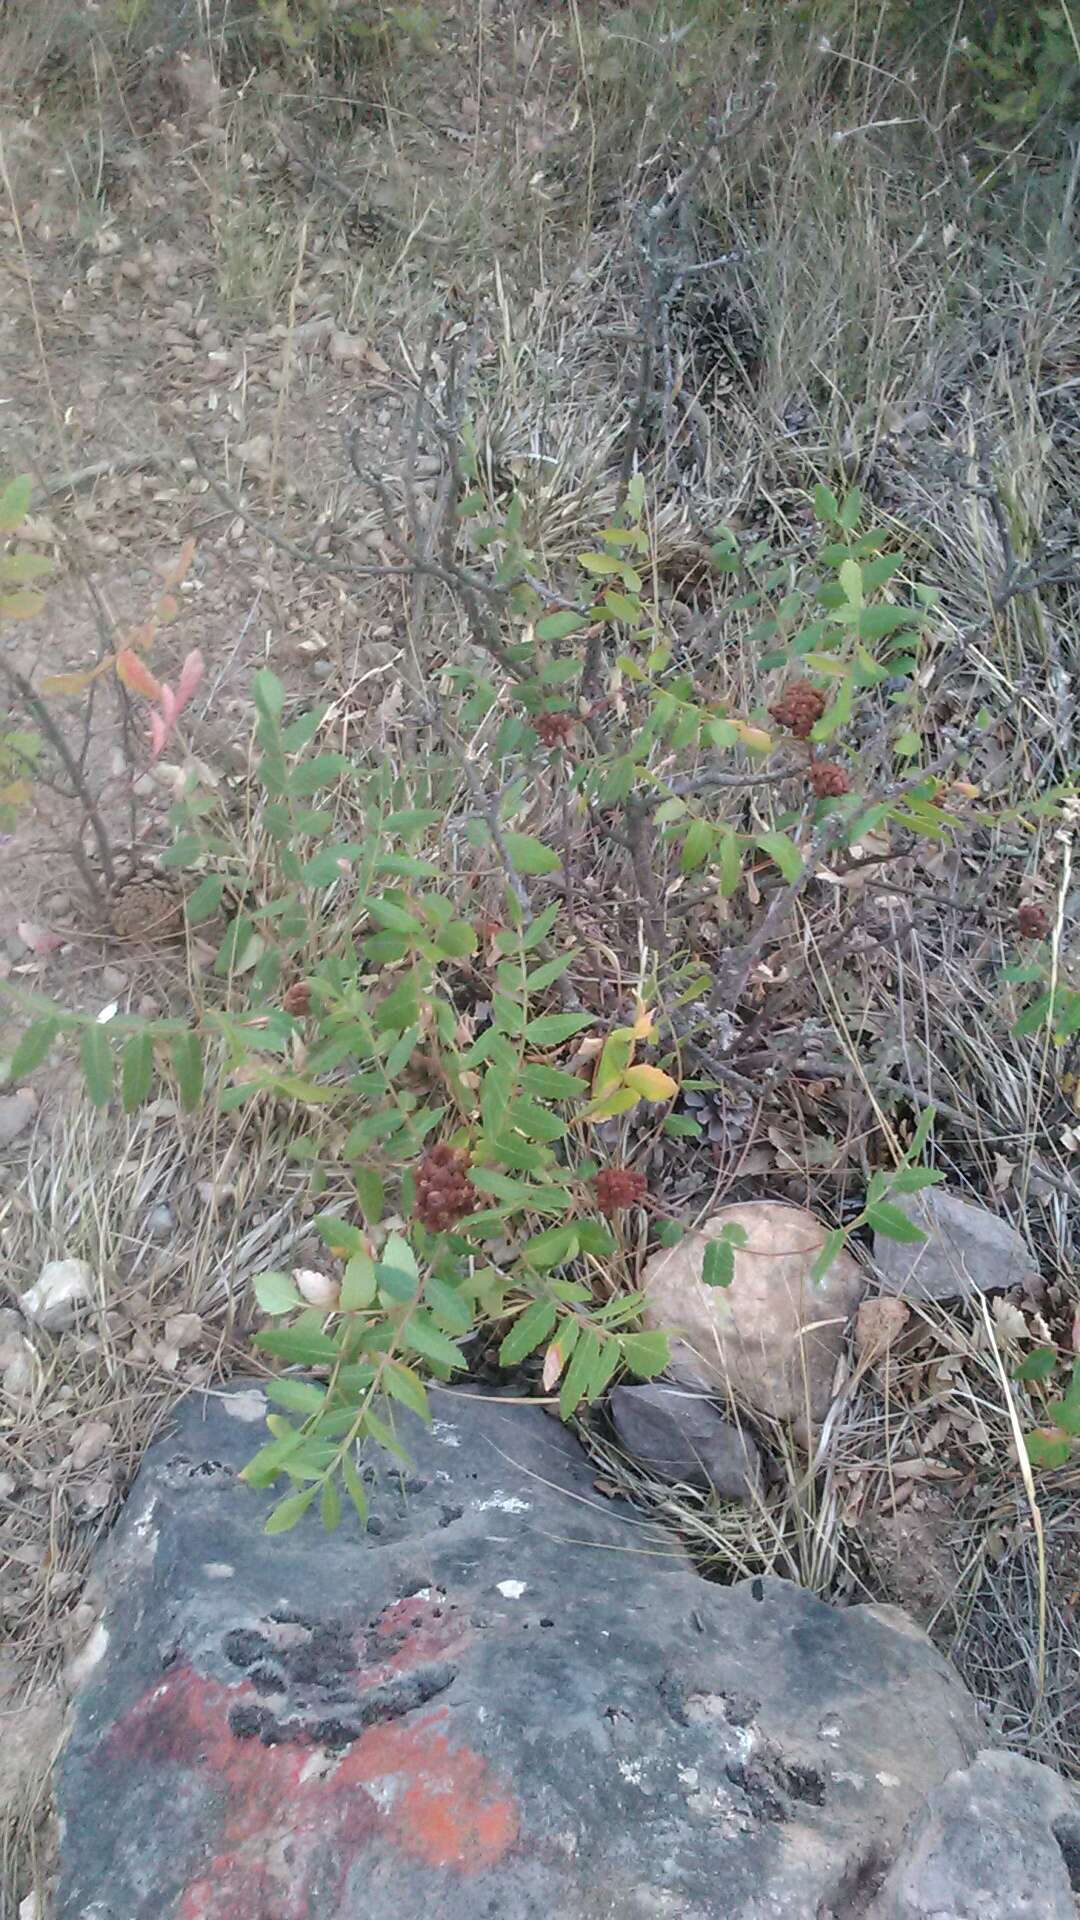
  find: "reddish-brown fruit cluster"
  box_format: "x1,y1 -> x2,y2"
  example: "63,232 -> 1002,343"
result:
809,759 -> 850,798
282,980 -> 312,1016
1017,901 -> 1050,940
415,1143 -> 478,1233
536,711 -> 575,749
769,679 -> 827,739
593,1165 -> 648,1216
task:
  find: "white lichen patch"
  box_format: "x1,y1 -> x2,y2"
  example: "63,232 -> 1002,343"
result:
221,1389 -> 267,1423
66,1622 -> 108,1689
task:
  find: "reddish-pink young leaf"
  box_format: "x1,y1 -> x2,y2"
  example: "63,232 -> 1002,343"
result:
115,649 -> 163,700
148,711 -> 170,762
174,649 -> 205,714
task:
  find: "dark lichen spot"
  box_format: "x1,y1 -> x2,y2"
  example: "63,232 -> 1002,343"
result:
229,1703 -> 279,1743
223,1628 -> 273,1669
248,1664 -> 286,1696
783,1761 -> 826,1806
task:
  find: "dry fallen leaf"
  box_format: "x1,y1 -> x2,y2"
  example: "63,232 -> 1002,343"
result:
541,1340 -> 566,1392
70,1420 -> 113,1471
163,1312 -> 202,1350
991,1296 -> 1028,1343
79,1471 -> 115,1513
818,826 -> 892,890
855,1296 -> 910,1364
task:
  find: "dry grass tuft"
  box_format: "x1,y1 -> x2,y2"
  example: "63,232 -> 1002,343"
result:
0,1095 -> 313,1915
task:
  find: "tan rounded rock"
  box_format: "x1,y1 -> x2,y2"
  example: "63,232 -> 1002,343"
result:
641,1202 -> 866,1438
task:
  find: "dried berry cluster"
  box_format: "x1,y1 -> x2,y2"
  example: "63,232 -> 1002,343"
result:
593,1165 -> 648,1215
110,876 -> 183,943
809,759 -> 850,798
769,679 -> 826,739
536,711 -> 575,749
415,1143 -> 478,1232
1017,901 -> 1049,940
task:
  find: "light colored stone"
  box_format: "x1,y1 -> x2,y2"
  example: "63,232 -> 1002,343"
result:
293,1268 -> 340,1310
641,1202 -> 866,1436
870,1748 -> 1080,1919
0,1089 -> 36,1148
1,1335 -> 36,1400
328,330 -> 368,366
20,1258 -> 95,1331
235,433 -> 272,472
873,1189 -> 1038,1301
609,1382 -> 763,1500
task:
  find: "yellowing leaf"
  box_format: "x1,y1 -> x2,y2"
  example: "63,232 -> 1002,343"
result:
585,1086 -> 640,1121
732,721 -> 772,754
0,591 -> 46,619
623,1064 -> 678,1102
630,1000 -> 655,1041
592,1028 -> 635,1098
39,667 -> 102,696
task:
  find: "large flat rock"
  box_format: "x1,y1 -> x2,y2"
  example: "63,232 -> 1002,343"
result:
57,1385 -> 982,1919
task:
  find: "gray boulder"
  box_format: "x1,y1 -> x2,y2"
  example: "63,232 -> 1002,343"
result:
56,1385 -> 985,1920
870,1748 -> 1080,1918
609,1381 -> 764,1499
873,1188 -> 1038,1300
